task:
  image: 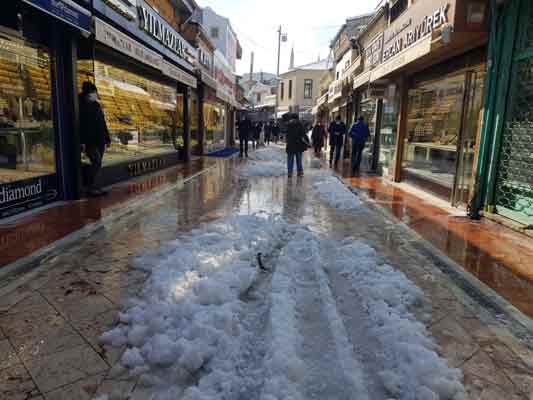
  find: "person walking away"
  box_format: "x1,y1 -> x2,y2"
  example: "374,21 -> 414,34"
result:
238,117 -> 251,157
311,121 -> 326,156
286,113 -> 310,178
350,116 -> 371,174
265,121 -> 272,145
328,115 -> 346,168
272,121 -> 281,143
79,82 -> 111,197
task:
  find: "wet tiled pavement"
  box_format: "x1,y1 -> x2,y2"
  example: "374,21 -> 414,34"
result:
0,153 -> 532,399
0,158 -> 217,272
333,161 -> 533,319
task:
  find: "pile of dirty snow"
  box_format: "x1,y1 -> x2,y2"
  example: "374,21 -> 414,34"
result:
312,174 -> 362,209
326,239 -> 466,400
99,215 -> 293,399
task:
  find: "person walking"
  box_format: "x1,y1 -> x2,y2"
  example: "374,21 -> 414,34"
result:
238,116 -> 252,157
272,121 -> 281,143
265,121 -> 272,145
252,122 -> 261,149
328,115 -> 346,168
350,115 -> 371,174
79,81 -> 111,197
311,120 -> 327,156
286,113 -> 310,178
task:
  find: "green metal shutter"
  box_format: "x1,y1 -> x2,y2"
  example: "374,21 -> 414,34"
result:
494,0 -> 533,225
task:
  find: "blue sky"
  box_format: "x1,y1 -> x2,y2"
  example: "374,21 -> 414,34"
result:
197,0 -> 381,76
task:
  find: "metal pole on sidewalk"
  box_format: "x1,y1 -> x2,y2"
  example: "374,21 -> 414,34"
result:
275,26 -> 282,122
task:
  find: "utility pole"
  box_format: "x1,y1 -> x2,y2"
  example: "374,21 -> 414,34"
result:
275,26 -> 286,122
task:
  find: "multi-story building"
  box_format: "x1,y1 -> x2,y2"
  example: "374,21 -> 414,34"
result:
200,7 -> 243,152
277,60 -> 330,124
316,0 -> 489,211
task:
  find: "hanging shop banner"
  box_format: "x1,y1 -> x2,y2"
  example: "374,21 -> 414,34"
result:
0,175 -> 59,219
161,60 -> 197,88
95,18 -> 163,70
22,0 -> 92,34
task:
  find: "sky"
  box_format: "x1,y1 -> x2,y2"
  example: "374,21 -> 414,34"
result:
197,0 -> 381,76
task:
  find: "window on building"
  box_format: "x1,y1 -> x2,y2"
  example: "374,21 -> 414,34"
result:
389,0 -> 408,23
304,79 -> 313,99
289,80 -> 293,99
211,27 -> 219,39
280,82 -> 285,100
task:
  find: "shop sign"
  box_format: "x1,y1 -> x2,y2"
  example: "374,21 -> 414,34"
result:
95,18 -> 163,70
383,4 -> 450,63
137,2 -> 196,65
22,0 -> 92,34
0,175 -> 58,219
128,158 -> 166,177
161,60 -> 197,88
366,33 -> 384,70
102,0 -> 136,20
201,70 -> 218,91
371,35 -> 432,82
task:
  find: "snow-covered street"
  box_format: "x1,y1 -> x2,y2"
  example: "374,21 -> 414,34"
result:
98,147 -> 465,400
1,147 -> 531,400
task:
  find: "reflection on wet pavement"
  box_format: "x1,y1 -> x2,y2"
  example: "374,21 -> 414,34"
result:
0,158 -> 217,270
332,163 -> 533,318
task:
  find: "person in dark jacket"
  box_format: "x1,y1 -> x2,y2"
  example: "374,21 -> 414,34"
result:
350,116 -> 371,174
286,114 -> 310,177
272,122 -> 281,143
252,122 -> 261,149
264,121 -> 272,145
311,121 -> 327,156
237,117 -> 252,157
328,115 -> 346,168
79,81 -> 111,197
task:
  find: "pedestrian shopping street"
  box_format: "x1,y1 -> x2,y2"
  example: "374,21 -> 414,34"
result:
1,147 -> 532,400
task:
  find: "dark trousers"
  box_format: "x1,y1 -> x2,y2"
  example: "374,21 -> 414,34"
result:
239,137 -> 249,157
351,141 -> 365,172
329,136 -> 344,165
85,145 -> 105,190
287,152 -> 303,175
265,133 -> 271,145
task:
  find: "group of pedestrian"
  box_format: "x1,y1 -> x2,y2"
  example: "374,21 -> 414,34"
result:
310,114 -> 370,174
237,117 -> 281,158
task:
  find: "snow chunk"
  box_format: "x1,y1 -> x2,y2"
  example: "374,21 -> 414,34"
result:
312,175 -> 362,209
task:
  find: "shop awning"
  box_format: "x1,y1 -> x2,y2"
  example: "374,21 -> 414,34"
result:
22,0 -> 92,34
201,71 -> 218,91
353,71 -> 371,90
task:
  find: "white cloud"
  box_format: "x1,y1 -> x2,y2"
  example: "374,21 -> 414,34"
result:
197,0 -> 380,75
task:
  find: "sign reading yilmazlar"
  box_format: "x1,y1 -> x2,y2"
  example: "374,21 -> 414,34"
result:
22,0 -> 92,34
0,175 -> 59,219
137,0 -> 196,66
382,3 -> 451,63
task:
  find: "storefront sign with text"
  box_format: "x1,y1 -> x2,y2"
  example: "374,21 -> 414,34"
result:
0,175 -> 58,218
128,158 -> 166,177
383,4 -> 449,62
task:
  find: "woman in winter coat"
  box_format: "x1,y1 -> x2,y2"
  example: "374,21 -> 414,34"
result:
311,121 -> 327,156
286,113 -> 310,177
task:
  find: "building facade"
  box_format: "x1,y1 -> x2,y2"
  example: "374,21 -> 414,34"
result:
277,60 -> 330,123
0,0 -> 243,220
319,0 -> 490,210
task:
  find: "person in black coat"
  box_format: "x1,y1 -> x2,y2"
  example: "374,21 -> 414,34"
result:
285,114 -> 310,177
272,122 -> 281,143
264,121 -> 273,145
311,121 -> 327,156
237,116 -> 252,157
79,81 -> 111,196
328,115 -> 347,168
